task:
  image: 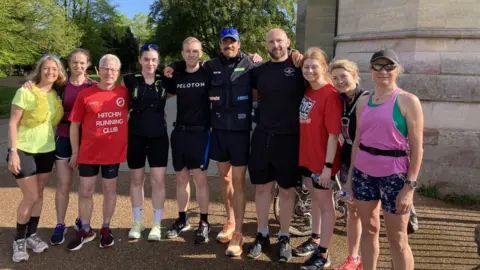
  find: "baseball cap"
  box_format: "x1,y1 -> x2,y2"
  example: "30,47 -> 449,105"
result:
370,49 -> 400,65
220,27 -> 240,41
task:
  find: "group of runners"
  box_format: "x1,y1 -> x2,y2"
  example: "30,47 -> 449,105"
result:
7,26 -> 424,270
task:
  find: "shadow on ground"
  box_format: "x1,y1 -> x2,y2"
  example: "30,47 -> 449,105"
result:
0,167 -> 479,269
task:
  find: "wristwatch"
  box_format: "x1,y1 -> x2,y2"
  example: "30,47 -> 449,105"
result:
404,179 -> 418,190
324,162 -> 333,169
8,147 -> 17,153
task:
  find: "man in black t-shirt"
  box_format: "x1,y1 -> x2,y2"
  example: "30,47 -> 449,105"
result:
247,28 -> 306,263
163,37 -> 212,244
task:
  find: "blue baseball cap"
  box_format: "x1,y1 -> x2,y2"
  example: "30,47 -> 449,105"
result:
220,27 -> 240,41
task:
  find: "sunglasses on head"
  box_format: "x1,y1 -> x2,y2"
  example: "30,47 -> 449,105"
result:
42,54 -> 60,59
220,27 -> 239,37
140,44 -> 159,51
371,63 -> 397,72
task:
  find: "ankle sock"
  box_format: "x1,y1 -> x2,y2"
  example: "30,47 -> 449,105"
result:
82,224 -> 91,232
278,231 -> 290,238
258,227 -> 269,237
179,211 -> 186,223
154,209 -> 163,223
200,213 -> 208,223
102,223 -> 109,228
133,207 -> 142,222
318,246 -> 328,254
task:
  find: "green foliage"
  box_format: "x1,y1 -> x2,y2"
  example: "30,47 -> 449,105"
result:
149,0 -> 297,60
0,0 -> 82,66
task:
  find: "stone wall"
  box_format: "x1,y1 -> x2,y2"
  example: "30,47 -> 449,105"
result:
298,0 -> 480,195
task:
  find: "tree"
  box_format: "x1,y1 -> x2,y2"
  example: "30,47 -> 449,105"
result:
0,0 -> 82,67
129,12 -> 154,47
148,0 -> 297,60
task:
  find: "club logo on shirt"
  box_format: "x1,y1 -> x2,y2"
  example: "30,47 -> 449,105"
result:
284,67 -> 295,76
116,97 -> 125,107
299,96 -> 315,123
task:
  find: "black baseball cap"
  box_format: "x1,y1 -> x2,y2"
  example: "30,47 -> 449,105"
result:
370,49 -> 400,65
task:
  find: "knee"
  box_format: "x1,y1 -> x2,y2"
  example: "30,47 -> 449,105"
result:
131,176 -> 145,187
57,181 -> 71,194
24,193 -> 41,205
387,230 -> 409,249
362,217 -> 381,236
278,187 -> 293,198
79,185 -> 95,198
102,181 -> 117,196
193,175 -> 208,191
176,175 -> 189,187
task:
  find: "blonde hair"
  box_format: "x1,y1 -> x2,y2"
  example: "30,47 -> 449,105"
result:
28,55 -> 67,89
182,37 -> 202,49
99,54 -> 122,70
328,59 -> 360,84
303,47 -> 332,84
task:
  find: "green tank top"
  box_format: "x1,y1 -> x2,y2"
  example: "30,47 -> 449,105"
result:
368,94 -> 408,137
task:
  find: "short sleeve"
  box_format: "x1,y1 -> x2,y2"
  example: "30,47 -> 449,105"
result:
68,90 -> 85,123
169,61 -> 186,72
324,90 -> 342,135
11,87 -> 35,110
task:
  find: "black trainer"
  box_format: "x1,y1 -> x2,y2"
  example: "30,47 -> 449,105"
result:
300,250 -> 331,270
99,227 -> 114,248
293,238 -> 319,257
277,235 -> 292,263
247,233 -> 270,259
194,221 -> 210,244
166,219 -> 190,239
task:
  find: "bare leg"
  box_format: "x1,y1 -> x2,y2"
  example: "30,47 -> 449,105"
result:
255,182 -> 273,233
54,160 -> 74,224
384,212 -> 414,270
356,200 -> 381,270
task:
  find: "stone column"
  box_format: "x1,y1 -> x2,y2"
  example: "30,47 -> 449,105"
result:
331,0 -> 480,196
296,0 -> 338,59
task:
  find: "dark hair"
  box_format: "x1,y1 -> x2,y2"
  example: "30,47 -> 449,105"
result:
67,48 -> 91,64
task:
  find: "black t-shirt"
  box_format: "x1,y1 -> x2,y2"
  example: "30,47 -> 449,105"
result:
123,72 -> 168,137
340,88 -> 369,165
252,58 -> 306,134
166,67 -> 211,127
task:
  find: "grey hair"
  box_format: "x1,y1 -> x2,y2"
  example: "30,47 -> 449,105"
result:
99,54 -> 121,70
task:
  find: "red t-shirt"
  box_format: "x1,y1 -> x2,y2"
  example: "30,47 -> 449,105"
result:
299,84 -> 342,176
69,84 -> 129,164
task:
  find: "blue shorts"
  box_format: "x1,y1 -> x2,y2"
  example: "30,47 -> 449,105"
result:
55,136 -> 72,160
352,167 -> 406,214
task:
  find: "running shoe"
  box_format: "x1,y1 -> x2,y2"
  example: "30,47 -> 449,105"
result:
50,224 -> 67,245
247,233 -> 270,259
216,221 -> 235,244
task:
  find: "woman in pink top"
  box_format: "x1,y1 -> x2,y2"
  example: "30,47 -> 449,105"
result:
345,49 -> 424,270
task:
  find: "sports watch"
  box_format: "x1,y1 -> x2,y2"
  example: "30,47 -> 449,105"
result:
404,179 -> 418,190
324,162 -> 333,169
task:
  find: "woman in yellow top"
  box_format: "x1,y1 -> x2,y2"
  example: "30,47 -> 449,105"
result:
8,55 -> 65,263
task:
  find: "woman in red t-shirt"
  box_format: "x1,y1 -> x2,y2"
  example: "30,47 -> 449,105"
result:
294,47 -> 342,269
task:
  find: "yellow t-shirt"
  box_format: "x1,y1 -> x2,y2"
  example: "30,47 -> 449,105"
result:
12,86 -> 57,153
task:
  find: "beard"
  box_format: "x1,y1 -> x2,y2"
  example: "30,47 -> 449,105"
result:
268,48 -> 286,60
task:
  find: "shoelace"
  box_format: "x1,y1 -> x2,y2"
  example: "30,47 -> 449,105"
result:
29,234 -> 42,244
16,239 -> 26,251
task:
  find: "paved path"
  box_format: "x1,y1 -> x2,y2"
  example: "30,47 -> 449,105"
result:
0,168 -> 478,270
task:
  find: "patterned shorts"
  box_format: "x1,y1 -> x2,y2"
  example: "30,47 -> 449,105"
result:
352,167 -> 406,214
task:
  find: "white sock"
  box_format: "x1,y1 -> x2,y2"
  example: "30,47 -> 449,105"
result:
278,231 -> 290,238
257,227 -> 269,237
153,209 -> 163,223
133,207 -> 142,222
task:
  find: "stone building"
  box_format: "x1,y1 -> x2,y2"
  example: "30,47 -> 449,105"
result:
296,0 -> 480,195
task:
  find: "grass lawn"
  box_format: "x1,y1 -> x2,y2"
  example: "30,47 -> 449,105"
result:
0,86 -> 17,118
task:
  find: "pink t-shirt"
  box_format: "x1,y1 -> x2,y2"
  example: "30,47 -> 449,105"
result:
55,79 -> 96,137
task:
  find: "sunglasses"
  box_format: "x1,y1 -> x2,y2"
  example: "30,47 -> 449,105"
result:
220,28 -> 239,37
140,44 -> 159,51
371,63 -> 397,72
42,54 -> 60,59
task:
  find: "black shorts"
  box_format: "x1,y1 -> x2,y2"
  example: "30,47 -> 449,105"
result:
78,164 -> 120,179
248,129 -> 301,189
55,136 -> 72,160
300,166 -> 336,190
210,129 -> 250,167
171,129 -> 210,172
127,132 -> 169,169
6,150 -> 55,179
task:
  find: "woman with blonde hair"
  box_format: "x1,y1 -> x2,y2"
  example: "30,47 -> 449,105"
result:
294,47 -> 342,269
329,59 -> 368,270
8,55 -> 65,262
345,49 -> 423,270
